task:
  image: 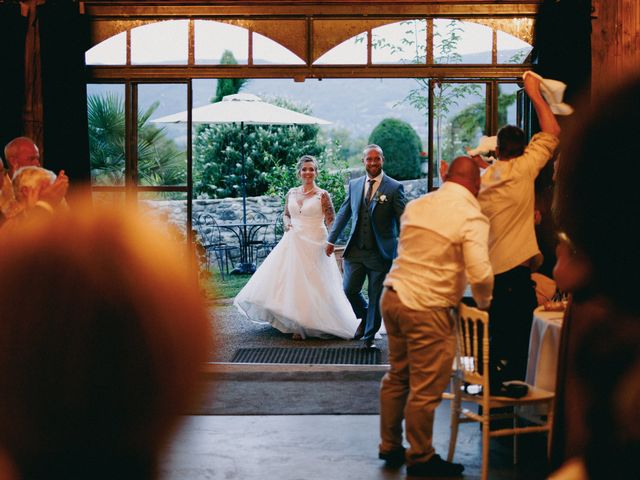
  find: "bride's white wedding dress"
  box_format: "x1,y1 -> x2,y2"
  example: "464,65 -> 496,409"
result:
234,189 -> 359,339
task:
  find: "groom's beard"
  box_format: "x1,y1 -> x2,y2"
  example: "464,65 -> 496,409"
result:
366,165 -> 381,178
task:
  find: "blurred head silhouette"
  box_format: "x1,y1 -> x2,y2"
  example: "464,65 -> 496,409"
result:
552,74 -> 640,480
0,200 -> 212,479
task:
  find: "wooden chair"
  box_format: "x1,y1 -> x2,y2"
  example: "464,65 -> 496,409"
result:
446,303 -> 555,480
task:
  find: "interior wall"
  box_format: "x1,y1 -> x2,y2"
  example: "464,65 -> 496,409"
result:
591,0 -> 640,96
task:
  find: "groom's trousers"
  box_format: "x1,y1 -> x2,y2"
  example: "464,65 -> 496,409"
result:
342,245 -> 389,340
379,287 -> 455,465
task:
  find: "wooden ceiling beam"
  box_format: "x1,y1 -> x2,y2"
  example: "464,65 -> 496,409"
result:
87,64 -> 529,80
84,1 -> 542,18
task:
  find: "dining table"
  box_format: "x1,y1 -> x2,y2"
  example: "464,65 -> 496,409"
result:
526,305 -> 565,392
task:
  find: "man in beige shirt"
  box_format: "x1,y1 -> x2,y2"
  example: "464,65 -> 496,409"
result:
379,156 -> 493,477
478,73 -> 560,391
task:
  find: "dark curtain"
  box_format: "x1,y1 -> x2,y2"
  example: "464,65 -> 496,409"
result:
532,0 -> 593,469
0,3 -> 27,167
38,0 -> 91,184
532,0 -> 592,104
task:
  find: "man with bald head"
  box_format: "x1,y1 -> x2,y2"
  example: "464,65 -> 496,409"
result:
1,137 -> 69,224
378,156 -> 494,477
4,137 -> 41,177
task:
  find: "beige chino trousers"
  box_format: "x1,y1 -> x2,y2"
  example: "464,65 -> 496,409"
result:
379,287 -> 455,465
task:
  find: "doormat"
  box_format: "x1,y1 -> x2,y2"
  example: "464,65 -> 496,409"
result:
231,347 -> 381,365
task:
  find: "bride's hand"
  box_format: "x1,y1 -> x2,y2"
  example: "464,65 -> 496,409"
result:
325,243 -> 335,256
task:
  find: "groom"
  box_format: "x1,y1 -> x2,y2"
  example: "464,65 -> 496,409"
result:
326,144 -> 406,348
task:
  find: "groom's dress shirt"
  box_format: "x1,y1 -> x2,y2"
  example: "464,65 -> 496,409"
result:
384,181 -> 493,310
364,171 -> 384,201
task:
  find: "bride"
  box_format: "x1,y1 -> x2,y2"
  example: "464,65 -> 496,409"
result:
234,155 -> 359,339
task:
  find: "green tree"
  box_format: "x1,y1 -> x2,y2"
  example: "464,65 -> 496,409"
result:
212,50 -> 248,103
88,93 -> 185,187
193,97 -> 325,198
445,90 -> 518,158
321,127 -> 368,168
265,155 -> 350,213
369,118 -> 422,180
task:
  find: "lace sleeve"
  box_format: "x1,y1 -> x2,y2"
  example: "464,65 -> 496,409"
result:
321,190 -> 335,230
283,189 -> 293,229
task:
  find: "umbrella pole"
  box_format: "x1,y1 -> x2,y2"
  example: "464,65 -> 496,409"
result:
241,121 -> 247,225
231,121 -> 256,275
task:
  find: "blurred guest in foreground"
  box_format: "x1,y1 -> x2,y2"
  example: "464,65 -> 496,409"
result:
0,200 -> 213,479
549,74 -> 640,479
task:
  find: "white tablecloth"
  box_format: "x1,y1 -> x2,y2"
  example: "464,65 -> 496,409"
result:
526,306 -> 564,392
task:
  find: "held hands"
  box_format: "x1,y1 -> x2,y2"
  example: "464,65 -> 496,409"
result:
325,243 -> 335,257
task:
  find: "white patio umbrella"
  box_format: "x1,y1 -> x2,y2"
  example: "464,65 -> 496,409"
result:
151,93 -> 331,224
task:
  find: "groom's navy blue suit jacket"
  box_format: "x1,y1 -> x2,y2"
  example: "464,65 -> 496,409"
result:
328,174 -> 406,261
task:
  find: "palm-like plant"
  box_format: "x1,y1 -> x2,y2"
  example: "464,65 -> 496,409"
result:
88,93 -> 186,187
88,93 -> 126,185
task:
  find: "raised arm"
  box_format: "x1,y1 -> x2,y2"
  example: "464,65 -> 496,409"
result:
524,73 -> 561,137
320,190 -> 336,231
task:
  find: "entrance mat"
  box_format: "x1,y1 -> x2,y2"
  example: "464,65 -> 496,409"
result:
231,347 -> 381,365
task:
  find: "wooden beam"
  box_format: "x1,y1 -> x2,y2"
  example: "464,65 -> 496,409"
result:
88,63 -> 529,80
84,1 -> 542,18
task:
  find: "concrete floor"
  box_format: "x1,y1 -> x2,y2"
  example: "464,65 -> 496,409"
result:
161,300 -> 550,479
160,408 -> 549,480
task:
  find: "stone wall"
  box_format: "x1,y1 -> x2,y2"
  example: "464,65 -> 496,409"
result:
141,178 -> 428,244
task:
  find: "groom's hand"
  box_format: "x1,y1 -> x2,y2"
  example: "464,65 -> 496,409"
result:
325,243 -> 335,256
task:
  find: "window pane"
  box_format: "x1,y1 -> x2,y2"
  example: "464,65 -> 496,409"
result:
92,190 -> 125,207
433,82 -> 485,184
85,31 -> 126,65
435,20 -> 492,64
371,20 -> 427,64
87,83 -> 126,186
140,192 -> 189,247
497,30 -> 533,64
253,32 -> 304,65
194,20 -> 248,65
314,33 -> 367,65
498,83 -> 520,126
140,84 -> 188,187
131,20 -> 188,65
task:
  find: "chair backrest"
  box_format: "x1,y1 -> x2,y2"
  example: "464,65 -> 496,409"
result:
454,303 -> 490,391
195,213 -> 222,246
273,215 -> 284,242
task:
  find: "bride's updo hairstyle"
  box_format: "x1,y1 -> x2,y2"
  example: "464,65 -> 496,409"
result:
296,155 -> 318,177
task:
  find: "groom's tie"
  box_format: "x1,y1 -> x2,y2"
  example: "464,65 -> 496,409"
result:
366,179 -> 376,205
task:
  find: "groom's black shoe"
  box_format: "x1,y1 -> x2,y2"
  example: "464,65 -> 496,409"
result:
363,338 -> 377,349
379,447 -> 406,468
353,320 -> 366,340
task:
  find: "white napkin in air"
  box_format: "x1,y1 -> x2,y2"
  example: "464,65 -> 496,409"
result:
467,135 -> 497,156
523,71 -> 574,116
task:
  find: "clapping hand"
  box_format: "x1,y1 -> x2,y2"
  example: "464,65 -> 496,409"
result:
39,170 -> 69,206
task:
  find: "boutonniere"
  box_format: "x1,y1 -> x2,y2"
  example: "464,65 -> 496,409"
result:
375,192 -> 388,204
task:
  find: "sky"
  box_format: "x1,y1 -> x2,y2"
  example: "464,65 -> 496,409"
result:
85,19 -> 531,66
